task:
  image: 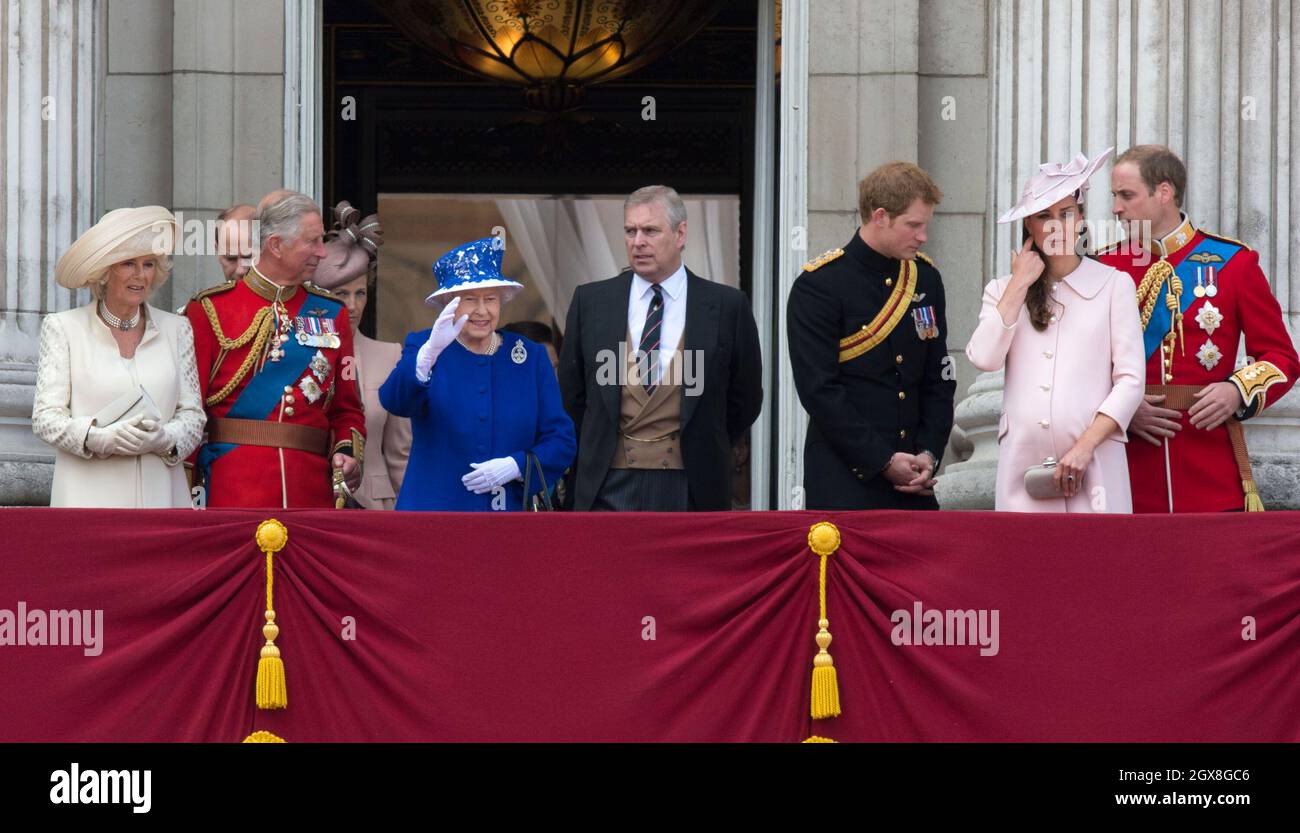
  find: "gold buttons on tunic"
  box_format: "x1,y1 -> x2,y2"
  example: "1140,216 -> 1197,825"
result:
284,395 -> 295,405
285,407 -> 296,417
885,278 -> 893,287
899,430 -> 907,438
898,391 -> 906,400
895,355 -> 904,364
283,385 -> 293,394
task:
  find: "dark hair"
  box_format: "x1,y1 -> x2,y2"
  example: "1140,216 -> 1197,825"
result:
1018,189 -> 1088,332
1020,225 -> 1054,332
500,320 -> 553,345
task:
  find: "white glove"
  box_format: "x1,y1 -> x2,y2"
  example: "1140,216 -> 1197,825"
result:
135,418 -> 175,457
461,456 -> 521,495
85,414 -> 150,457
416,297 -> 468,383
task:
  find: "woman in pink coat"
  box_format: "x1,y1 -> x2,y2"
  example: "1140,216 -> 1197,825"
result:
966,148 -> 1145,512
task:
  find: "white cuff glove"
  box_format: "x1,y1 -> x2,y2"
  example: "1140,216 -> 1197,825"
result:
461,456 -> 522,495
135,418 -> 176,457
416,296 -> 468,383
85,415 -> 150,458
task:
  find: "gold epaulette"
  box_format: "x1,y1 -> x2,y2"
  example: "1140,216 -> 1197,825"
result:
802,248 -> 844,272
189,280 -> 236,305
915,252 -> 936,268
305,282 -> 343,301
1199,230 -> 1252,251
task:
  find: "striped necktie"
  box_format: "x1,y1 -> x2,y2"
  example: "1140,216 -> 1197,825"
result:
637,283 -> 664,395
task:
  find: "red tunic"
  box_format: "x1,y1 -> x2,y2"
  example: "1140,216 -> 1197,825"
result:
1098,217 -> 1298,512
184,273 -> 366,508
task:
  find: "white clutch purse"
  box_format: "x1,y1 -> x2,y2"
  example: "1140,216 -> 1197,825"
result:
91,386 -> 162,428
1023,457 -> 1060,499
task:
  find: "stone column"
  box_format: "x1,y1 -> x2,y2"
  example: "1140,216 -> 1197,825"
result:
917,0 -> 993,508
782,0 -> 923,508
0,0 -> 100,505
166,0 -> 285,309
942,0 -> 1300,509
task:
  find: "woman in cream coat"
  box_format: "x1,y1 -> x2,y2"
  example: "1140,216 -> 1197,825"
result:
32,206 -> 205,508
966,149 -> 1145,513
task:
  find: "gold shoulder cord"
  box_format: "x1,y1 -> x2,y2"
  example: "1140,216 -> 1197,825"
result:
202,298 -> 275,407
1136,261 -> 1173,330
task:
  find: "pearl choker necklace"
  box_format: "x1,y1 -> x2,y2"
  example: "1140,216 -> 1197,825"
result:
459,332 -> 501,356
100,303 -> 141,332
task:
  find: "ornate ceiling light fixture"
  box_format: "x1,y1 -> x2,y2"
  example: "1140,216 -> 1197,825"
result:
372,0 -> 729,111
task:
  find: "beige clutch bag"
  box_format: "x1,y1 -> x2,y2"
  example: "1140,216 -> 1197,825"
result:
1023,457 -> 1059,499
91,386 -> 162,428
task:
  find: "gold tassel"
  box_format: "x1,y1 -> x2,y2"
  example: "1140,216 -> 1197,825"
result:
242,730 -> 287,743
807,522 -> 843,720
255,519 -> 289,709
1243,480 -> 1265,512
803,736 -> 838,743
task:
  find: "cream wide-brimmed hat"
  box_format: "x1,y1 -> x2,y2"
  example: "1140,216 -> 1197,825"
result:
997,147 -> 1114,224
54,206 -> 177,289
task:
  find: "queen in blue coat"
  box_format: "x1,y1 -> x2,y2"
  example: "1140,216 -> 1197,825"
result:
379,237 -> 575,511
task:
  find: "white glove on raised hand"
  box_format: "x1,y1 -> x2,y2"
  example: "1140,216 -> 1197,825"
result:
416,296 -> 468,383
461,456 -> 522,495
134,418 -> 175,457
85,414 -> 150,457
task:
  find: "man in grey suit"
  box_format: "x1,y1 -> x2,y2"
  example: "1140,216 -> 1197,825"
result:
558,185 -> 763,511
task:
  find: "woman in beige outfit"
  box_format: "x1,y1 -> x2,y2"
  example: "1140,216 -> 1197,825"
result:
311,202 -> 410,509
33,206 -> 205,507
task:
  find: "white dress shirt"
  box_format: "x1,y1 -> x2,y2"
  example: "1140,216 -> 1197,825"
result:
627,263 -> 687,385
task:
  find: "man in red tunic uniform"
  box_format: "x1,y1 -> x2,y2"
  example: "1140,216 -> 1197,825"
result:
185,191 -> 365,508
1098,145 -> 1298,512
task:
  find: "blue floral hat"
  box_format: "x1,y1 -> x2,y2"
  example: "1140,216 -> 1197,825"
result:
425,236 -> 524,306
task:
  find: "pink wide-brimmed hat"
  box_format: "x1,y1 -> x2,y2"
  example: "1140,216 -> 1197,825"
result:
997,147 -> 1114,224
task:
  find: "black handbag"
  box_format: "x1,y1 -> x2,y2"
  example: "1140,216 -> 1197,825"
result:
521,452 -> 556,512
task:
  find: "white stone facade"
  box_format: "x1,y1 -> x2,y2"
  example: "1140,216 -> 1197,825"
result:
791,0 -> 1300,510
2,0 -> 1296,507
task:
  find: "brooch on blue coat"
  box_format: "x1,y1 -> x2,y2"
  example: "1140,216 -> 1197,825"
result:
511,339 -> 527,365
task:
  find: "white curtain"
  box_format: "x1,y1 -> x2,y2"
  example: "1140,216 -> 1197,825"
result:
496,196 -> 740,334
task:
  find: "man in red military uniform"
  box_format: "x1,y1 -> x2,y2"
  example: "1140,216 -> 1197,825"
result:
185,191 -> 365,508
1098,145 -> 1299,512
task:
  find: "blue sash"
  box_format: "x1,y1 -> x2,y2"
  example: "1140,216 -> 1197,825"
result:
1142,236 -> 1242,360
197,296 -> 342,491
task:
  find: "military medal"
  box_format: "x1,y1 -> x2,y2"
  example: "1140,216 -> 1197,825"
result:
268,301 -> 291,362
1205,265 -> 1218,298
912,305 -> 939,340
298,374 -> 323,404
511,338 -> 527,365
295,315 -> 340,348
1195,301 -> 1222,336
1193,267 -> 1206,298
310,350 -> 332,382
1196,339 -> 1222,371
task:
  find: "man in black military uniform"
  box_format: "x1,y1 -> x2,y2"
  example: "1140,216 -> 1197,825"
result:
787,161 -> 955,509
